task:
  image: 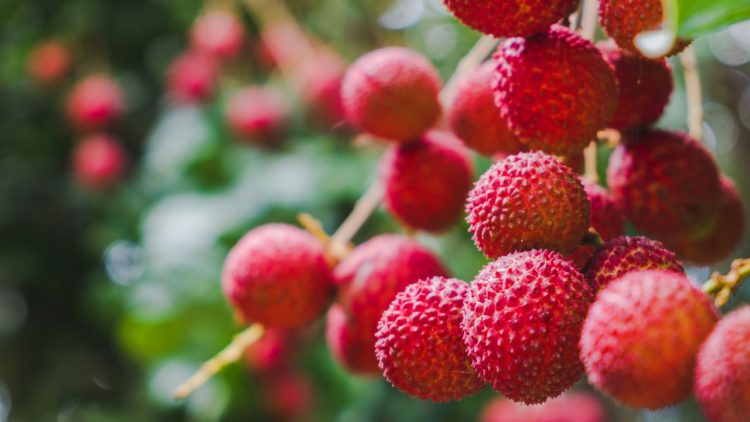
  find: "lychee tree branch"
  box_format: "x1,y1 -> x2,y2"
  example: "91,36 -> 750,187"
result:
579,0 -> 600,183
680,45 -> 704,140
702,258 -> 750,308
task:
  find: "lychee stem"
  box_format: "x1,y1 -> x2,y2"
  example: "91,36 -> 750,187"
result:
173,323 -> 264,400
702,258 -> 750,308
680,45 -> 703,140
440,35 -> 499,106
578,0 -> 599,184
329,181 -> 383,259
583,142 -> 598,183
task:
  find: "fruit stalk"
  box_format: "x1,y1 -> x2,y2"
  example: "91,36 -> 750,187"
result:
680,45 -> 703,140
702,258 -> 750,308
580,0 -> 599,183
174,324 -> 264,399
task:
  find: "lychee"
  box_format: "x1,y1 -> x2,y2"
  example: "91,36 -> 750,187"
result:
494,25 -> 617,155
27,39 -> 71,86
166,51 -> 217,103
221,224 -> 333,328
325,304 -> 379,375
72,134 -> 127,190
582,180 -> 623,242
580,269 -> 718,409
190,9 -> 245,61
66,75 -> 125,130
375,276 -> 484,401
466,151 -> 590,259
381,131 -> 474,232
442,0 -> 578,38
462,249 -> 594,404
599,44 -> 673,131
663,176 -> 745,266
607,129 -> 721,239
480,392 -> 608,422
225,86 -> 288,146
598,0 -> 689,57
695,306 -> 750,422
448,62 -> 523,156
245,329 -> 293,374
294,50 -> 347,128
341,47 -> 442,141
265,371 -> 315,420
330,235 -> 449,374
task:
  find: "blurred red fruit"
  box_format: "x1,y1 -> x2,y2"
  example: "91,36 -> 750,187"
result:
66,75 -> 125,130
294,51 -> 347,127
582,180 -> 623,242
166,51 -> 217,103
72,134 -> 127,190
225,86 -> 288,145
265,371 -> 315,420
190,9 -> 245,61
245,329 -> 293,374
480,392 -> 608,422
325,304 -> 379,375
27,39 -> 71,86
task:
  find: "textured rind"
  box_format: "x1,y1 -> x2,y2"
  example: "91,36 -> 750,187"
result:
221,224 -> 333,328
448,62 -> 523,156
599,45 -> 673,131
66,75 -> 125,129
326,304 -> 379,375
580,270 -> 718,409
375,277 -> 484,401
480,392 -> 608,422
494,25 -> 617,155
695,306 -> 750,422
582,180 -> 624,242
663,176 -> 745,266
443,0 -> 577,37
167,51 -> 217,103
584,236 -> 683,290
598,0 -> 689,57
466,151 -> 590,259
331,235 -> 449,374
607,129 -> 721,239
73,134 -> 127,189
341,47 -> 442,141
191,10 -> 245,60
381,131 -> 474,232
225,86 -> 288,145
462,250 -> 593,404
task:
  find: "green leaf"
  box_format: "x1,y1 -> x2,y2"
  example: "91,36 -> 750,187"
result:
669,0 -> 750,38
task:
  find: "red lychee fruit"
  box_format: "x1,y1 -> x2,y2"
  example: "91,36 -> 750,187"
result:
381,131 -> 474,232
585,236 -> 683,290
599,44 -> 673,131
448,62 -> 523,156
294,50 -> 347,128
166,51 -> 217,103
66,75 -> 125,130
607,129 -> 721,239
341,47 -> 442,141
225,86 -> 288,145
462,249 -> 594,404
27,39 -> 71,86
442,0 -> 578,38
265,371 -> 315,420
325,304 -> 379,375
580,269 -> 718,409
330,235 -> 449,374
494,25 -> 617,155
480,392 -> 608,422
72,134 -> 127,190
695,306 -> 750,422
582,180 -> 623,242
466,151 -> 590,259
598,0 -> 689,58
663,176 -> 745,266
221,224 -> 333,328
245,329 -> 293,374
375,276 -> 484,401
190,9 -> 245,61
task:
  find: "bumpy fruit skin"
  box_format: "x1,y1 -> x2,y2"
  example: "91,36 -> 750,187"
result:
462,250 -> 593,404
225,87 -> 288,145
448,62 -> 523,156
381,131 -> 474,232
582,180 -> 623,242
72,134 -> 127,190
221,224 -> 333,328
494,25 -> 617,155
326,304 -> 379,375
585,236 -> 683,290
27,39 -> 71,86
695,306 -> 750,422
166,51 -> 217,103
599,0 -> 689,57
480,392 -> 608,422
331,235 -> 449,374
580,270 -> 718,409
375,277 -> 484,401
664,176 -> 745,266
66,75 -> 125,129
607,129 -> 721,239
466,151 -> 590,258
341,47 -> 442,141
442,0 -> 577,37
190,10 -> 245,61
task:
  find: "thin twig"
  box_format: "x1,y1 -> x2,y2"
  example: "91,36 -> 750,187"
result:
583,142 -> 599,183
439,35 -> 499,106
329,182 -> 384,259
579,0 -> 599,40
702,258 -> 750,308
680,45 -> 703,140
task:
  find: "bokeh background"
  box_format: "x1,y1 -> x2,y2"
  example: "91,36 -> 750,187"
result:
1,0 -> 749,420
